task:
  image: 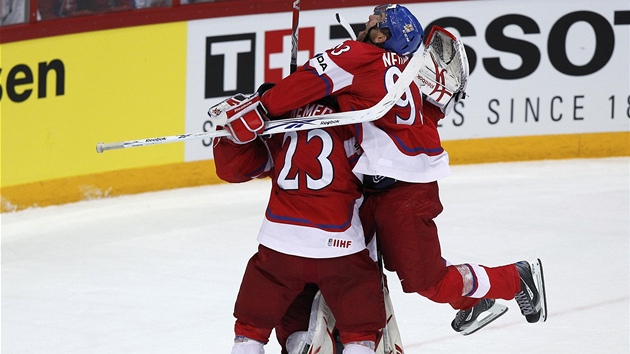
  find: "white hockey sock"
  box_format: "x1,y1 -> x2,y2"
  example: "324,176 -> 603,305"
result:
342,341 -> 376,354
231,336 -> 265,354
455,263 -> 490,298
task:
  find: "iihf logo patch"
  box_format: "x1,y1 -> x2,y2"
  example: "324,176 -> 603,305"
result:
327,238 -> 352,248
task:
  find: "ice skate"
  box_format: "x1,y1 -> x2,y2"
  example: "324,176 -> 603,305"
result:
451,298 -> 508,335
515,258 -> 547,323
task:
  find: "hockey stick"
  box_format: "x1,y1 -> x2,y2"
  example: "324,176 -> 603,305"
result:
289,0 -> 300,74
335,13 -> 356,40
96,51 -> 424,153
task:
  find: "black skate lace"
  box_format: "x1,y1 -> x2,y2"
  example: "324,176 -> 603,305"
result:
453,306 -> 475,330
515,287 -> 535,315
453,309 -> 468,327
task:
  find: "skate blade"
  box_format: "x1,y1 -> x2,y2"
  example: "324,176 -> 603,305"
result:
531,258 -> 548,322
461,303 -> 509,335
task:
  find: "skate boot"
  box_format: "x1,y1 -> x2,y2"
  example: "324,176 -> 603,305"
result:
515,259 -> 548,323
451,298 -> 508,335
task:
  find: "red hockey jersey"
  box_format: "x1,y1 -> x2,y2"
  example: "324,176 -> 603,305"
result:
213,101 -> 366,258
261,40 -> 451,183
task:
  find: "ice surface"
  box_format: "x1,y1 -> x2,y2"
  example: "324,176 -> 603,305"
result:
2,158 -> 628,353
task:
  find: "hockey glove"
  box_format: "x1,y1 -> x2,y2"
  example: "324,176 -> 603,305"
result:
224,93 -> 268,144
207,93 -> 268,144
207,93 -> 247,121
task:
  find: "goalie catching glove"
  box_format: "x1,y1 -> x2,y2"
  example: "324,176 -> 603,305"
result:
207,93 -> 268,144
415,25 -> 469,116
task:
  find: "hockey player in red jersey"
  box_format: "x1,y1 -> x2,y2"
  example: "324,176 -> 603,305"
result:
218,3 -> 547,337
212,93 -> 385,354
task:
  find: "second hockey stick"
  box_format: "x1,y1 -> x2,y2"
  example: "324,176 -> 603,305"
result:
289,0 -> 300,74
335,13 -> 356,40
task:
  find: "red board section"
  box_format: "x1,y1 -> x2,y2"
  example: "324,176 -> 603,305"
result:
0,0 -> 453,44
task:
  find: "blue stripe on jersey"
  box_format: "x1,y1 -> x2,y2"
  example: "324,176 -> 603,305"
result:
245,160 -> 268,178
389,133 -> 444,155
265,203 -> 354,231
352,122 -> 362,145
304,63 -> 333,97
348,153 -> 360,165
463,263 -> 479,297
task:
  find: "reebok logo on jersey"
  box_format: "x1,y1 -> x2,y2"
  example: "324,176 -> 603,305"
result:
327,238 -> 352,248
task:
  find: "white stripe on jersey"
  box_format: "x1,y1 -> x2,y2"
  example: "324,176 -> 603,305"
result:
308,52 -> 353,94
468,263 -> 491,298
257,197 -> 366,259
354,122 -> 452,183
343,136 -> 364,183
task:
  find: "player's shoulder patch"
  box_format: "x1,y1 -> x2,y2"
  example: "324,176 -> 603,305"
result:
310,52 -> 333,76
309,40 -> 363,76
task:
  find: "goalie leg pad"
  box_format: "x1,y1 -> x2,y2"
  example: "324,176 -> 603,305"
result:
231,336 -> 265,354
343,342 -> 376,354
378,287 -> 404,354
286,331 -> 309,354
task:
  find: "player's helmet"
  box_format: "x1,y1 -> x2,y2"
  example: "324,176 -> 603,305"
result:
375,4 -> 424,56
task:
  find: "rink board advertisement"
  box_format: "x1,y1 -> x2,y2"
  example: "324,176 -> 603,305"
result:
1,23 -> 187,187
184,0 -> 629,161
1,23 -> 191,211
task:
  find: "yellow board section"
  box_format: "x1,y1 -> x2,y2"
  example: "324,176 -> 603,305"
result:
1,159 -> 223,212
2,131 -> 628,212
444,132 -> 630,165
1,23 -> 188,188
